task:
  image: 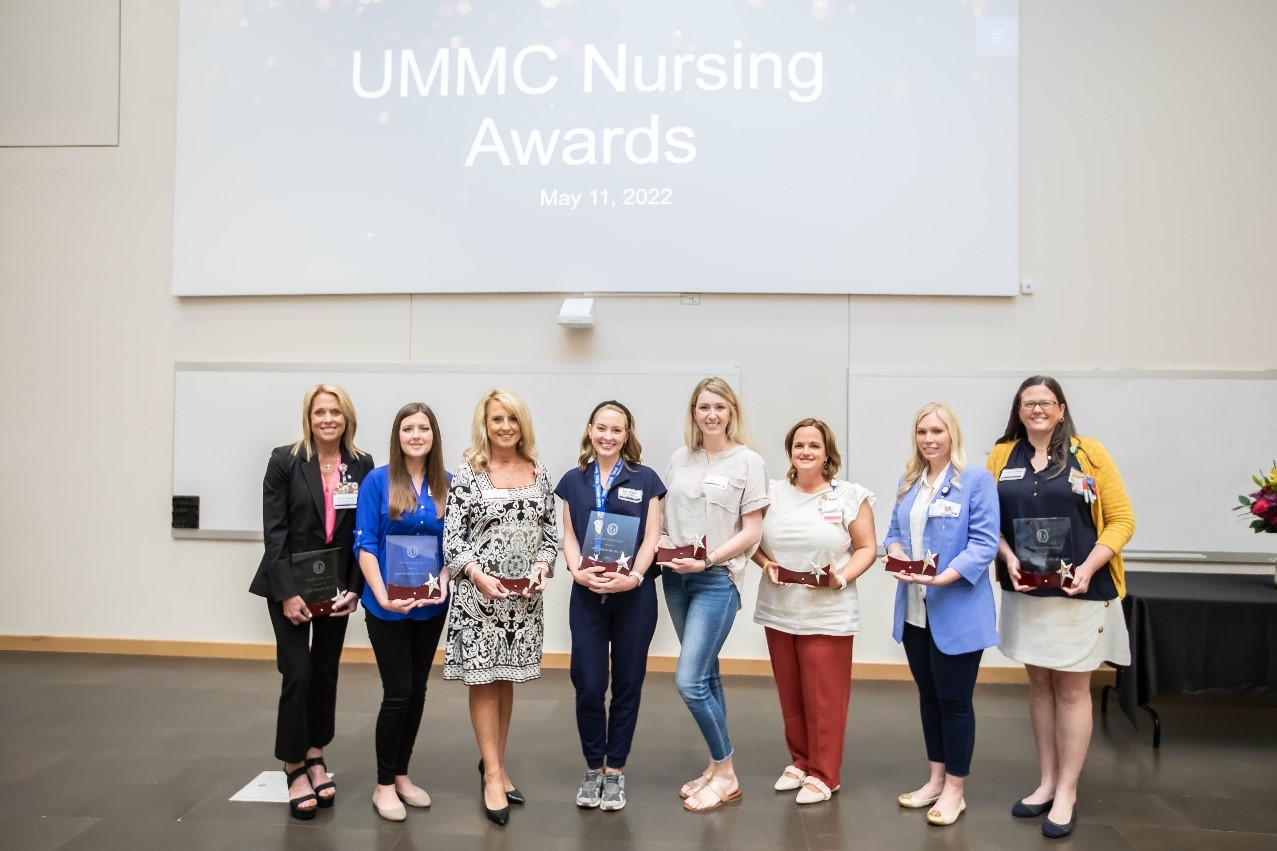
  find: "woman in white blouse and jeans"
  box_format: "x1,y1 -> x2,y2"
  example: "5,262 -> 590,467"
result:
659,377 -> 768,813
752,419 -> 877,805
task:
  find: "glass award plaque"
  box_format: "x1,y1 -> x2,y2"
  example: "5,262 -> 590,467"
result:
385,535 -> 443,602
1012,517 -> 1075,588
290,548 -> 342,615
581,511 -> 640,574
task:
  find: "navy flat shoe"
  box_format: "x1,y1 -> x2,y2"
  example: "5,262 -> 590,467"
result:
1012,797 -> 1053,818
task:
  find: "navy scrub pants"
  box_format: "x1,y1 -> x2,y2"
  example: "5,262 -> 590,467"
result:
569,573 -> 659,769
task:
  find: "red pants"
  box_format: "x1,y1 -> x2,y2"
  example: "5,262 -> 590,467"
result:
764,628 -> 854,788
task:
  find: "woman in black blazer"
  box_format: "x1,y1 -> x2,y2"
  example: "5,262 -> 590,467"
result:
249,384 -> 374,819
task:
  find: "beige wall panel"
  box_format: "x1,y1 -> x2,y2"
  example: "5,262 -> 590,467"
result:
1,1 -> 1274,665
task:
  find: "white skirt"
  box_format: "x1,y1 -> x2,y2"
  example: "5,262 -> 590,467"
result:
999,590 -> 1131,672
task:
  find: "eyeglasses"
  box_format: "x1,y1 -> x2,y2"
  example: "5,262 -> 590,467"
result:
1020,401 -> 1059,411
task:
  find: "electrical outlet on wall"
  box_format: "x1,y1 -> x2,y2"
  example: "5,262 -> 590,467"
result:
1020,280 -> 1036,295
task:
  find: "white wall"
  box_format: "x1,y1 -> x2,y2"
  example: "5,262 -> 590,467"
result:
2,1 -> 1274,666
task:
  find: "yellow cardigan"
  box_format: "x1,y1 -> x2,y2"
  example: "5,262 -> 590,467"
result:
985,436 -> 1135,598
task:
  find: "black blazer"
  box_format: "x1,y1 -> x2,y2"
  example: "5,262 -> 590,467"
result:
249,443 -> 375,602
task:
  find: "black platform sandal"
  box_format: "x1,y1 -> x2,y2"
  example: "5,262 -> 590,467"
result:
285,764 -> 318,820
304,756 -> 337,808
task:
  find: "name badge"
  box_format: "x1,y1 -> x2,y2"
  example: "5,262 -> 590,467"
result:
333,480 -> 359,509
480,488 -> 511,501
617,486 -> 643,503
821,506 -> 843,524
703,475 -> 729,490
999,468 -> 1026,481
929,499 -> 961,518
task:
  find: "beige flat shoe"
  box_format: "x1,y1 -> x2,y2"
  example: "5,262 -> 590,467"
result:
773,765 -> 806,792
898,790 -> 942,809
927,799 -> 967,826
372,793 -> 407,822
397,787 -> 431,808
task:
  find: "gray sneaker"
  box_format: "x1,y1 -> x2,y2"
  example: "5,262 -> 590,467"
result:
600,772 -> 626,811
576,770 -> 603,808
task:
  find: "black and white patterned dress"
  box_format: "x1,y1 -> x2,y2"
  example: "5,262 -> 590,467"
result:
442,461 -> 559,685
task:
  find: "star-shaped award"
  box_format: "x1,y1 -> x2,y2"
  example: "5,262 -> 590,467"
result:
1056,561 -> 1073,582
425,574 -> 441,597
924,551 -> 938,572
615,553 -> 630,572
810,563 -> 827,579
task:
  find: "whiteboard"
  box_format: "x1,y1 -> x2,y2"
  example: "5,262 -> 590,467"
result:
847,370 -> 1277,559
174,362 -> 738,533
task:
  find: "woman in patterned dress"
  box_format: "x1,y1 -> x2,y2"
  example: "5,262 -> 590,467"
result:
442,389 -> 559,826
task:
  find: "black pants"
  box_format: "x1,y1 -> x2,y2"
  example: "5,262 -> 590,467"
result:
267,599 -> 350,763
569,578 -> 658,769
365,611 -> 447,785
901,622 -> 983,777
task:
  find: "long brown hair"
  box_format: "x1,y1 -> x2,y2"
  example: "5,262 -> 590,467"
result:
387,403 -> 447,520
576,400 -> 643,470
995,375 -> 1078,478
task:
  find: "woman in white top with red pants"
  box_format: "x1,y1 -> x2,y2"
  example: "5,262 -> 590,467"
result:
752,418 -> 878,805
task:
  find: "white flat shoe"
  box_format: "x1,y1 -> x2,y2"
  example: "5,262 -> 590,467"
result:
898,790 -> 942,809
795,777 -> 835,805
927,799 -> 966,826
773,765 -> 806,792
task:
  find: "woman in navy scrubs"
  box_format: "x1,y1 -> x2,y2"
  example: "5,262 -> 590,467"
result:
555,401 -> 666,812
354,403 -> 451,821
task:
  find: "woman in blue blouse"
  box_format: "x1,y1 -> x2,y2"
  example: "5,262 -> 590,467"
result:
884,402 -> 999,827
354,403 -> 451,822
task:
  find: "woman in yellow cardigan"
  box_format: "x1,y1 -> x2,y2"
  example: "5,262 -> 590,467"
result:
986,376 -> 1134,840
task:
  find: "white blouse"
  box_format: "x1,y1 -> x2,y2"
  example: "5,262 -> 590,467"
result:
753,478 -> 875,636
904,465 -> 948,629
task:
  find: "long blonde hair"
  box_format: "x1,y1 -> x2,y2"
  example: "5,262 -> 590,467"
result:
683,377 -> 755,451
462,388 -> 538,470
290,384 -> 366,461
896,402 -> 967,500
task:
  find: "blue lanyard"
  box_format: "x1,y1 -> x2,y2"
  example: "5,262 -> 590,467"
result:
591,460 -> 623,557
593,460 -> 623,512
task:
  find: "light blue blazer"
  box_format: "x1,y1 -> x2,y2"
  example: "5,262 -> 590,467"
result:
884,465 -> 1000,655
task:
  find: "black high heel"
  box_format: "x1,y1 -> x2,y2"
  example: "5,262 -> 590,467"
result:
480,773 -> 510,826
304,756 -> 336,808
284,764 -> 318,821
479,759 -> 525,805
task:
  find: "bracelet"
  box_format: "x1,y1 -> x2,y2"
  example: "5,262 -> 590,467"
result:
632,572 -> 644,586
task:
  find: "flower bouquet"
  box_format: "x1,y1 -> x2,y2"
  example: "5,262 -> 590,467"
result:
1235,464 -> 1277,534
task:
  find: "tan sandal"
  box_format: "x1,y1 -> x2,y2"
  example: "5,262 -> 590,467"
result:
678,771 -> 712,799
683,781 -> 743,813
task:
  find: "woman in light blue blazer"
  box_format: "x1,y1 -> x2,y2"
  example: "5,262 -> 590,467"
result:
883,402 -> 999,827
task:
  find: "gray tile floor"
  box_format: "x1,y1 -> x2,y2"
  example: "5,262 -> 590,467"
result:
1,651 -> 1274,850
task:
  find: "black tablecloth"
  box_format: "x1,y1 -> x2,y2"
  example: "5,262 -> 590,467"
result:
1118,571 -> 1277,724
